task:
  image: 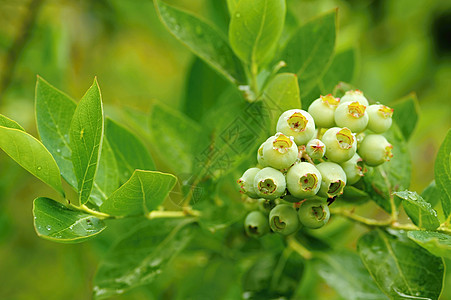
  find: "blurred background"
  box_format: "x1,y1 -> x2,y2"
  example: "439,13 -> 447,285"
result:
0,0 -> 450,299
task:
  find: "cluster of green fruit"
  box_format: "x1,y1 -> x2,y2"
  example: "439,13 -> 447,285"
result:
237,90 -> 394,237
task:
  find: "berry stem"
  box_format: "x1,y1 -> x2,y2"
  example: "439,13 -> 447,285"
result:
287,236 -> 313,260
147,207 -> 201,220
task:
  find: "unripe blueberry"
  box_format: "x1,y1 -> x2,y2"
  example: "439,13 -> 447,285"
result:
261,133 -> 298,170
358,134 -> 393,166
244,211 -> 270,238
253,167 -> 286,199
298,199 -> 330,229
306,139 -> 326,160
367,104 -> 393,134
340,90 -> 369,106
269,204 -> 300,235
308,94 -> 340,128
237,167 -> 261,198
316,162 -> 347,198
321,127 -> 357,163
340,153 -> 365,185
257,198 -> 276,214
276,109 -> 316,145
257,141 -> 268,167
334,101 -> 369,133
286,162 -> 322,198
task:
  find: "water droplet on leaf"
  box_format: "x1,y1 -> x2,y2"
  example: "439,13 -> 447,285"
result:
235,12 -> 241,18
46,225 -> 52,231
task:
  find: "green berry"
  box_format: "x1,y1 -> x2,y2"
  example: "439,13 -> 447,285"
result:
244,211 -> 270,238
276,109 -> 316,145
367,104 -> 393,133
340,90 -> 369,106
334,101 -> 369,133
321,127 -> 357,163
286,162 -> 322,198
237,167 -> 260,198
340,153 -> 365,185
316,162 -> 347,198
269,204 -> 300,235
253,167 -> 286,199
261,133 -> 298,170
257,198 -> 276,214
298,199 -> 330,229
308,94 -> 340,128
358,134 -> 393,166
306,139 -> 326,160
257,141 -> 269,167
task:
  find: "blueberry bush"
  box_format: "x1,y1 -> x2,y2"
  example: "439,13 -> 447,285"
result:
1,0 -> 450,299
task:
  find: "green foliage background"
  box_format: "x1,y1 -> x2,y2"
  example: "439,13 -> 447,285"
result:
0,0 -> 450,299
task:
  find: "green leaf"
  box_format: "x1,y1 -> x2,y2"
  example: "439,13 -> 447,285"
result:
421,180 -> 441,208
0,114 -> 25,131
226,0 -> 239,15
279,10 -> 336,97
434,129 -> 451,218
0,126 -> 64,196
394,191 -> 440,230
242,251 -> 304,299
341,186 -> 371,205
362,123 -> 411,213
69,79 -> 104,206
262,73 -> 301,130
229,0 -> 286,66
358,229 -> 444,300
90,138 -> 119,207
100,170 -> 177,216
35,76 -> 78,188
391,93 -> 420,141
33,197 -> 106,243
408,231 -> 451,259
315,251 -> 385,300
93,218 -> 196,299
319,48 -> 356,94
182,58 -> 230,123
148,102 -> 202,174
154,0 -> 245,84
105,118 -> 155,184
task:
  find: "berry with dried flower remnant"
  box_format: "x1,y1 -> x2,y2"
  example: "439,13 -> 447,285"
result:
237,167 -> 261,198
340,153 -> 365,185
244,211 -> 270,238
308,94 -> 340,128
286,162 -> 322,198
306,139 -> 326,160
358,134 -> 393,166
276,109 -> 316,145
334,101 -> 369,133
253,167 -> 286,199
340,89 -> 369,106
316,162 -> 347,198
298,199 -> 330,229
269,204 -> 300,235
261,133 -> 298,170
321,127 -> 357,163
366,104 -> 393,134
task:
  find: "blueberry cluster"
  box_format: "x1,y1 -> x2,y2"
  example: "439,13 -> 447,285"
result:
237,90 -> 394,238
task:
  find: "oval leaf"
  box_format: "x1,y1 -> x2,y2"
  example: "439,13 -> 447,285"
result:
394,190 -> 440,230
0,114 -> 25,131
434,129 -> 451,218
93,218 -> 195,299
408,231 -> 451,259
155,0 -> 245,84
0,126 -> 64,196
279,10 -> 336,97
391,93 -> 420,141
70,78 -> 104,206
229,0 -> 286,66
35,76 -> 78,188
358,229 -> 444,300
33,197 -> 106,243
105,118 -> 155,184
262,73 -> 301,130
100,170 -> 177,216
319,48 -> 356,94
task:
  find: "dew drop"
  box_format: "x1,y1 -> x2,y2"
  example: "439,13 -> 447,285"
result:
174,24 -> 181,31
235,12 -> 241,18
56,149 -> 61,153
37,166 -> 42,171
46,225 -> 52,231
